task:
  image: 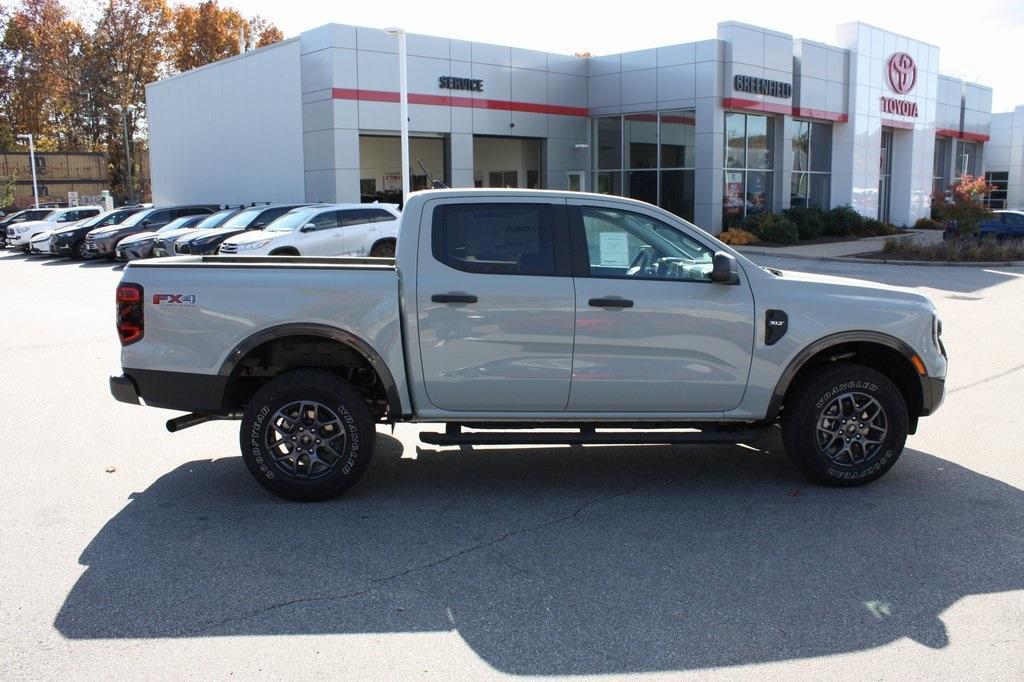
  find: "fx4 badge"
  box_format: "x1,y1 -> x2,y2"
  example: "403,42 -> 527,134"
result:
152,293 -> 198,307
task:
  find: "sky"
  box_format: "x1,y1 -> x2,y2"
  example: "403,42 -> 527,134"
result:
220,0 -> 1024,112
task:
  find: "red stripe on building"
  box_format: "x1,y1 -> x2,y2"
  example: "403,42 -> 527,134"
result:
721,97 -> 792,115
331,87 -> 588,117
934,127 -> 990,142
792,107 -> 848,123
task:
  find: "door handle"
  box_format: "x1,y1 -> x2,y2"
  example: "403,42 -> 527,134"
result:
588,297 -> 633,308
432,293 -> 478,304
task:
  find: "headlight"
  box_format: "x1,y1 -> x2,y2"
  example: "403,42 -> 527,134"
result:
235,239 -> 272,250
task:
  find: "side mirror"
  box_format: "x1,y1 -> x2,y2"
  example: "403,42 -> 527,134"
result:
141,219 -> 152,227
299,224 -> 315,233
251,222 -> 265,229
710,251 -> 739,284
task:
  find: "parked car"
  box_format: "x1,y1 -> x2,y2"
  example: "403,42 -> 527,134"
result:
173,204 -> 307,255
115,214 -> 209,261
49,206 -> 146,259
151,208 -> 242,257
0,208 -> 58,248
85,204 -> 218,258
28,229 -> 55,255
219,204 -> 400,257
942,210 -> 1024,241
6,206 -> 102,251
111,189 -> 947,501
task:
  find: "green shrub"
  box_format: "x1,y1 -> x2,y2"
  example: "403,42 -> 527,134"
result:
880,235 -> 1024,262
823,205 -> 864,236
856,219 -> 900,237
913,217 -> 943,230
740,212 -> 799,244
782,207 -> 825,240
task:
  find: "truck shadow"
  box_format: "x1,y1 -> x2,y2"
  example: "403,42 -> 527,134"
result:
54,435 -> 1024,674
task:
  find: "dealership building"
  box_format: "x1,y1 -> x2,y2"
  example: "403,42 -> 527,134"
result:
147,20 -> 1014,233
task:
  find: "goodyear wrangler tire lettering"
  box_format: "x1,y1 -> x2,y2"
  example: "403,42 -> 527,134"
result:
782,362 -> 908,487
238,370 -> 375,501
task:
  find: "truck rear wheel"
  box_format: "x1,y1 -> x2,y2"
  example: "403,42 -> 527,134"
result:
239,369 -> 376,501
781,363 -> 908,486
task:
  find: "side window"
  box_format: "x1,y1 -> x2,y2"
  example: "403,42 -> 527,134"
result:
55,212 -> 77,223
308,211 -> 339,231
368,209 -> 396,223
258,207 -> 291,225
432,203 -> 560,276
147,210 -> 171,225
578,207 -> 713,282
340,209 -> 373,227
1004,213 -> 1024,227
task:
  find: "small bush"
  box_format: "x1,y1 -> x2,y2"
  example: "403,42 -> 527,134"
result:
856,219 -> 900,237
823,205 -> 864,236
718,228 -> 760,245
782,207 -> 825,240
913,217 -> 943,230
740,212 -> 798,244
880,236 -> 1024,262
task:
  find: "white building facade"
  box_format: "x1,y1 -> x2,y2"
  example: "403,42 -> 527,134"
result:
147,20 -> 1001,233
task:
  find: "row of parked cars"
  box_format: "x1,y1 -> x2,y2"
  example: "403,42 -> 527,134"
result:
0,201 -> 402,261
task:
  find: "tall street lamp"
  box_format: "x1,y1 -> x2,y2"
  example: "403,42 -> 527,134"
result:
384,27 -> 410,205
112,104 -> 137,205
15,134 -> 39,208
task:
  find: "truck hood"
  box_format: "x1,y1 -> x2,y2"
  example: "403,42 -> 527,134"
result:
771,267 -> 933,306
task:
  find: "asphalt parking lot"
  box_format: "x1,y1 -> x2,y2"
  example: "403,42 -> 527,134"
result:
1,248 -> 1022,679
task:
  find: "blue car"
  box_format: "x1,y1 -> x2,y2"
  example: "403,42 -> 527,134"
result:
943,210 -> 1024,241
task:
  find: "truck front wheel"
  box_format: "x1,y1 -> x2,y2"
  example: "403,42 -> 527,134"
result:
781,363 -> 908,486
239,369 -> 376,501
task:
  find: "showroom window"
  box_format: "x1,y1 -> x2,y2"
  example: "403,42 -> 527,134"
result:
984,171 -> 1008,209
933,136 -> 952,196
723,112 -> 774,228
955,140 -> 979,178
591,110 -> 695,221
791,120 -> 832,210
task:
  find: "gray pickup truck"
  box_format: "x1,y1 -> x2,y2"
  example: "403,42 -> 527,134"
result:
111,189 -> 946,500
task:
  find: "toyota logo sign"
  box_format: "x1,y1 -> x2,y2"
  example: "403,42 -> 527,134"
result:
887,52 -> 917,95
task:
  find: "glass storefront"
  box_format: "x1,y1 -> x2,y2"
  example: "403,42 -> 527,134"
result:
591,110 -> 695,221
791,120 -> 832,210
984,171 -> 1008,209
723,112 -> 775,228
955,140 -> 979,178
933,136 -> 952,196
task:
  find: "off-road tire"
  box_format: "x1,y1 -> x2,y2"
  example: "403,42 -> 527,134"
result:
369,240 -> 396,258
781,362 -> 908,486
239,369 -> 375,501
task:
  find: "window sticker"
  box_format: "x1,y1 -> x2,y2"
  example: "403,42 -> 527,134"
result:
598,232 -> 630,266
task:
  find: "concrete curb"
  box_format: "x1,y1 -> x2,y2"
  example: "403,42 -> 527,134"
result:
737,247 -> 1024,267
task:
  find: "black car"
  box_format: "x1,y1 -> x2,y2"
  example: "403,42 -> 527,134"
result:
0,208 -> 57,248
174,204 -> 307,255
151,208 -> 242,257
49,206 -> 145,259
85,204 -> 219,258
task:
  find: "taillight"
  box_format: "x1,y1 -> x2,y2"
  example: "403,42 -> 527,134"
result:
116,283 -> 144,346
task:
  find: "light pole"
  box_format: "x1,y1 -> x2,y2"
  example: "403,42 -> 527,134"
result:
112,104 -> 137,204
16,134 -> 39,208
384,27 -> 410,204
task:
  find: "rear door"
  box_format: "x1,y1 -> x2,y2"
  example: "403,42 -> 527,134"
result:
566,199 -> 755,413
416,198 -> 575,411
339,209 -> 376,256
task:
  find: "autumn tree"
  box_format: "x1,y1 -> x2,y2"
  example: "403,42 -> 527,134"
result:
170,0 -> 245,72
248,14 -> 283,49
0,0 -> 88,150
91,0 -> 172,200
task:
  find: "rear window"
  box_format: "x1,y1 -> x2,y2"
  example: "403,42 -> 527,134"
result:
432,203 -> 559,276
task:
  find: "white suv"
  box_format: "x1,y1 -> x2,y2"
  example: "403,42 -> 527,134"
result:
6,206 -> 102,251
219,204 -> 400,257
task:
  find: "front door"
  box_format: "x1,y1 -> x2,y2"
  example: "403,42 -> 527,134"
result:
879,128 -> 893,223
566,200 -> 755,412
567,171 -> 586,192
301,210 -> 343,255
416,198 -> 574,411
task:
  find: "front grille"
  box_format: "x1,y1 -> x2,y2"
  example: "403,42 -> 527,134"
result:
219,243 -> 237,254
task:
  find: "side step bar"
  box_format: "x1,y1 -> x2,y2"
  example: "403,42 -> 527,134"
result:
419,425 -> 762,447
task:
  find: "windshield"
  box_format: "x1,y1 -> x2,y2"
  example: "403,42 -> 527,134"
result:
157,217 -> 195,233
220,208 -> 264,229
193,210 -> 236,229
117,209 -> 156,228
78,209 -> 135,229
22,209 -> 55,222
266,209 -> 317,232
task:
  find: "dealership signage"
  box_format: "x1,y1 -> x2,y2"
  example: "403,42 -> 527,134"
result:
439,76 -> 483,92
880,52 -> 919,116
733,75 -> 792,99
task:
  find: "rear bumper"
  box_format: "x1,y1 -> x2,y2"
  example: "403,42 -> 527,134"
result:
111,369 -> 229,413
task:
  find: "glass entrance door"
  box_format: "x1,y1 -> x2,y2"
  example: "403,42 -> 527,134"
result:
567,171 -> 585,192
878,128 -> 893,222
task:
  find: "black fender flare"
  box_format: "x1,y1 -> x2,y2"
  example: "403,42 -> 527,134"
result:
218,323 -> 404,417
765,330 -> 931,420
